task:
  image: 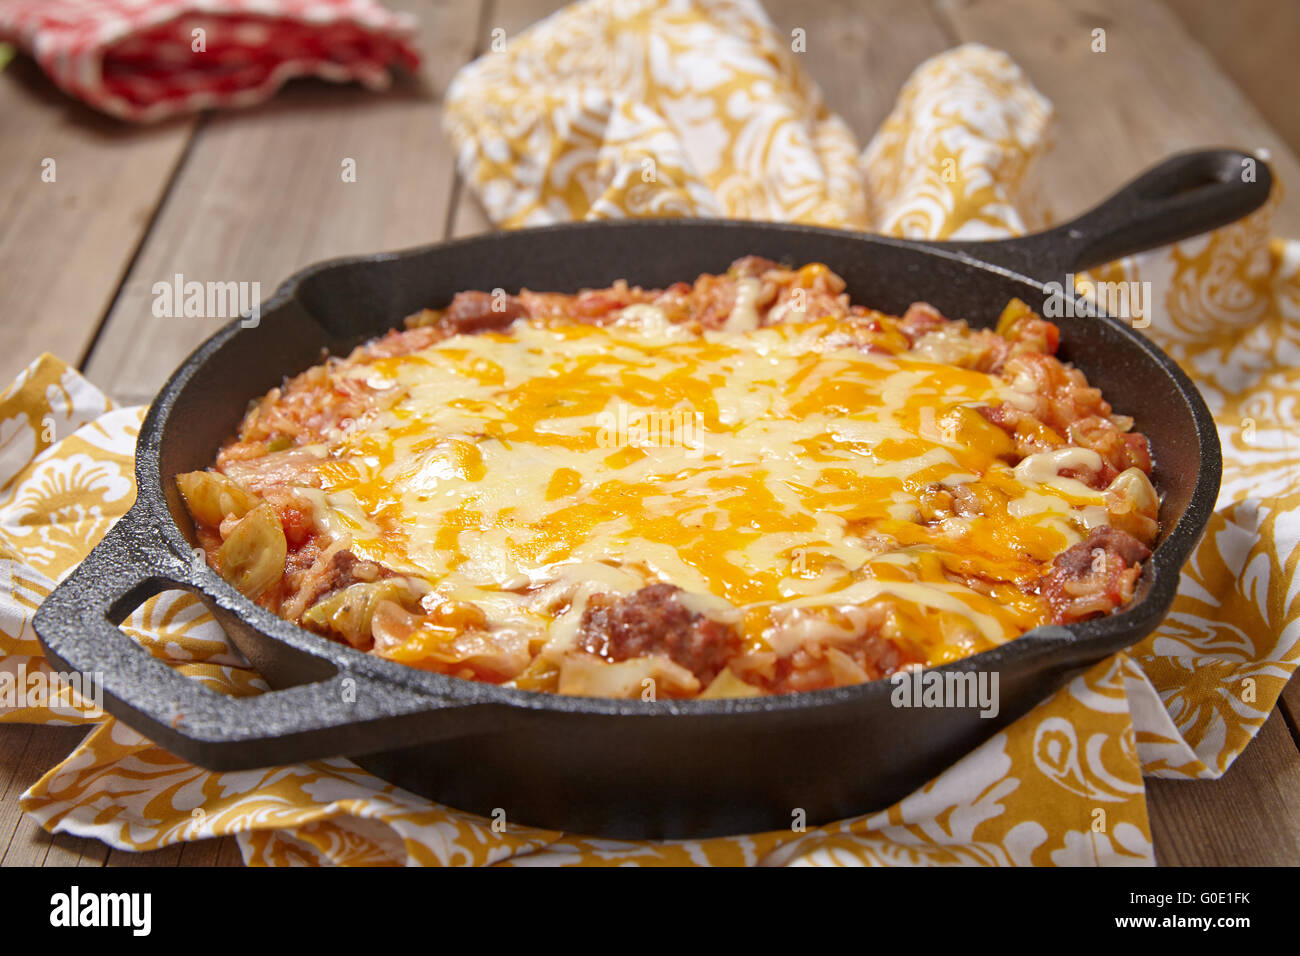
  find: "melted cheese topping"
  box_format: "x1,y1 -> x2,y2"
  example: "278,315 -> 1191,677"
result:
310,313 -> 1111,664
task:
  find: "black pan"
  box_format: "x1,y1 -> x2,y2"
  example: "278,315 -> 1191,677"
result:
35,149 -> 1269,839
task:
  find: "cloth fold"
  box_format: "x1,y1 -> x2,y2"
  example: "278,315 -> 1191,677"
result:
0,0 -> 420,122
3,0 -> 1297,866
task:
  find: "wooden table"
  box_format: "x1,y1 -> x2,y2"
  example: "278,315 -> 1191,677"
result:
2,0 -> 1298,867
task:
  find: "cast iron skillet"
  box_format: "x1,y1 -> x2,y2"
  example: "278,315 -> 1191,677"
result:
36,149 -> 1269,839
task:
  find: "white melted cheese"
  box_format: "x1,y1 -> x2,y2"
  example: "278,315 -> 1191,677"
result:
307,316 -> 1123,662
724,277 -> 763,331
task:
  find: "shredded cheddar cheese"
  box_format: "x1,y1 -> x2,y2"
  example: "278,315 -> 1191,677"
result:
190,260 -> 1158,698
312,313 -> 1101,660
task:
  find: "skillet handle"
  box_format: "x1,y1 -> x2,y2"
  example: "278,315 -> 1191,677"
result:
32,507 -> 480,771
939,148 -> 1272,282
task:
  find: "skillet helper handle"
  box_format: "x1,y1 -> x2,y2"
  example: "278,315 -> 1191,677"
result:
32,507 -> 452,771
941,148 -> 1273,282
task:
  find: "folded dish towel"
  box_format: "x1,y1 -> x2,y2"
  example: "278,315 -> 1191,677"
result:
0,0 -> 420,122
4,0 -> 1297,866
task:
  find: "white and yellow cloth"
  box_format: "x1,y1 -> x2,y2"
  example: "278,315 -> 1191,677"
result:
2,0 -> 1296,865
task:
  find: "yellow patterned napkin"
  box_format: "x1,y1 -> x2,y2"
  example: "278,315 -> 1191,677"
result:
5,0 -> 1297,866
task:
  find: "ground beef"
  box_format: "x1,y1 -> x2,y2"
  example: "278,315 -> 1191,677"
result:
577,583 -> 740,685
440,290 -> 529,333
1041,526 -> 1152,623
294,549 -> 396,616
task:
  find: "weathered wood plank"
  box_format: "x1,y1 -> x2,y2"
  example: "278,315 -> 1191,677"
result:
0,57 -> 198,385
1166,0 -> 1300,164
82,0 -> 483,405
766,0 -> 955,145
217,833 -> 246,867
106,842 -> 184,867
39,827 -> 98,867
933,0 -> 1300,233
176,836 -> 242,867
75,838 -> 110,867
0,725 -> 33,799
1147,708 -> 1300,865
448,173 -> 494,238
103,836 -> 240,867
0,725 -> 88,866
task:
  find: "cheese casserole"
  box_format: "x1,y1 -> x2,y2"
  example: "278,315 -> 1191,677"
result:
177,257 -> 1159,699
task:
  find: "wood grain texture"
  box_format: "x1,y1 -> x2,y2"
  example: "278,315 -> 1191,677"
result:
448,175 -> 494,238
0,725 -> 34,813
1147,708 -> 1300,866
0,724 -> 240,866
0,724 -> 42,866
934,0 -> 1300,235
1166,0 -> 1300,164
81,0 -> 483,405
0,56 -> 197,385
765,0 -> 955,144
0,725 -> 86,866
107,843 -> 184,867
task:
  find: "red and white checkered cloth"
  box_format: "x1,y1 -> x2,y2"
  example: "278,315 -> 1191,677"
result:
0,0 -> 421,122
